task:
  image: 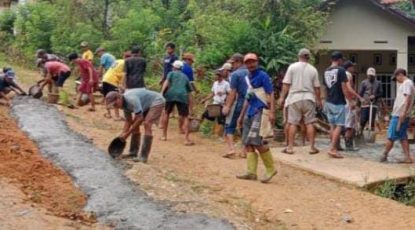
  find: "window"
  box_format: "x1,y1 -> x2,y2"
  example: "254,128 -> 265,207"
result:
373,54 -> 382,66
377,74 -> 394,106
349,53 -> 358,63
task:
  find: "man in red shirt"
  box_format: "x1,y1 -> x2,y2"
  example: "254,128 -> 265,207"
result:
68,53 -> 98,111
39,60 -> 72,106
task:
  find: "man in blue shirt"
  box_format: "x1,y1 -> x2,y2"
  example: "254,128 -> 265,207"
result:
222,53 -> 249,158
160,42 -> 178,85
96,47 -> 116,78
236,53 -> 277,184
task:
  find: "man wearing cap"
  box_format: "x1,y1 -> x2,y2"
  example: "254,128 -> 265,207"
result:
80,41 -> 94,63
222,53 -> 249,158
95,47 -> 116,78
160,42 -> 178,85
160,60 -> 194,145
236,53 -> 277,183
323,51 -> 353,158
343,61 -> 364,151
68,53 -> 99,111
381,68 -> 414,163
359,67 -> 383,133
124,46 -> 146,89
0,69 -> 26,106
105,88 -> 165,163
279,48 -> 322,155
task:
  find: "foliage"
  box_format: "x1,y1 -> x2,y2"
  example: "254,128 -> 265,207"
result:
375,179 -> 415,206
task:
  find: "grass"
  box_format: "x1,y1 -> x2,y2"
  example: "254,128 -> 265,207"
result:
375,178 -> 415,206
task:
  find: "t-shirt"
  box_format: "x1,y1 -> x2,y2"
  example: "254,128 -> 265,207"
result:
100,53 -> 116,71
283,62 -> 320,106
246,69 -> 274,117
358,79 -> 383,108
230,66 -> 249,101
124,56 -> 146,89
392,79 -> 415,117
212,80 -> 231,105
77,59 -> 99,83
123,88 -> 165,115
0,76 -> 11,91
164,70 -> 192,104
82,50 -> 94,62
103,59 -> 125,87
182,62 -> 194,81
44,61 -> 70,76
323,66 -> 348,105
163,53 -> 178,79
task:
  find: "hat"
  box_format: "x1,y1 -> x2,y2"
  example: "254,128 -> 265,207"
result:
182,53 -> 195,62
68,53 -> 79,61
366,67 -> 376,76
221,63 -> 232,71
392,68 -> 407,80
95,47 -> 105,54
5,70 -> 15,79
331,51 -> 344,61
244,53 -> 258,63
230,53 -> 244,63
172,60 -> 184,69
343,60 -> 356,70
298,48 -> 311,57
80,41 -> 89,47
105,91 -> 120,106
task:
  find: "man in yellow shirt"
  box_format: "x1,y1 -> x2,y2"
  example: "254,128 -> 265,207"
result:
80,41 -> 94,62
103,59 -> 126,120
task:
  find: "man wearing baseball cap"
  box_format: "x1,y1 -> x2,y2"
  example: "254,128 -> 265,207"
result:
236,53 -> 277,183
323,51 -> 353,158
358,67 -> 383,134
279,48 -> 322,155
222,53 -> 249,158
160,60 -> 194,146
80,41 -> 94,63
381,68 -> 414,163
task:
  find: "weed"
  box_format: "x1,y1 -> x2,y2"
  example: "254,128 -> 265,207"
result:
375,178 -> 415,206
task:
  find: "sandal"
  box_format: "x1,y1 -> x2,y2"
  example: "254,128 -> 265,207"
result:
398,159 -> 413,164
104,113 -> 112,119
222,151 -> 236,159
184,141 -> 195,146
88,108 -> 96,112
282,148 -> 295,155
160,137 -> 167,141
328,151 -> 344,159
309,149 -> 320,155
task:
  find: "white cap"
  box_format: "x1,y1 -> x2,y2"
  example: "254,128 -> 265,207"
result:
172,60 -> 184,69
221,63 -> 232,71
367,67 -> 376,76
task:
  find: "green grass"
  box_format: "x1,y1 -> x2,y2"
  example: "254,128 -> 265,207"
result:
375,178 -> 415,206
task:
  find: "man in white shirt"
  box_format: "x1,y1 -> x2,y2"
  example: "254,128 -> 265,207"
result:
381,68 -> 414,163
278,48 -> 322,155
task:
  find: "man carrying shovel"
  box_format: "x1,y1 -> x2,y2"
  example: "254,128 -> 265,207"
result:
381,69 -> 414,163
105,88 -> 165,163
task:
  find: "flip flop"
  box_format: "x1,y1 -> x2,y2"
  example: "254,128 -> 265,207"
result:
397,159 -> 413,164
184,141 -> 195,146
328,151 -> 344,159
309,149 -> 320,155
160,137 -> 167,141
104,113 -> 112,119
222,151 -> 236,159
282,148 -> 295,155
380,155 -> 388,162
88,108 -> 96,112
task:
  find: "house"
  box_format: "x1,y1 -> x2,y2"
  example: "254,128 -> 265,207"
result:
315,0 -> 415,105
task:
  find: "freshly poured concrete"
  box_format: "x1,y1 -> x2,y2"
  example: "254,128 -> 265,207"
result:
272,139 -> 415,187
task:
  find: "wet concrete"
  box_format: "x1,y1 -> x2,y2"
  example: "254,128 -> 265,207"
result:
11,97 -> 234,230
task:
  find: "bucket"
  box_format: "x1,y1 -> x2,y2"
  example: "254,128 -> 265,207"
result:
273,129 -> 285,142
189,118 -> 201,132
206,104 -> 221,117
29,85 -> 43,99
47,93 -> 59,104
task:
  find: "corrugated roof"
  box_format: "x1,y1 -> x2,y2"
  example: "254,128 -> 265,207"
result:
381,0 -> 406,5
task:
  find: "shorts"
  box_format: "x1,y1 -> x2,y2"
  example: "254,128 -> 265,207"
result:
387,116 -> 410,142
54,71 -> 71,87
287,100 -> 316,125
345,105 -> 357,129
224,99 -> 244,135
165,101 -> 189,117
144,104 -> 165,126
360,107 -> 377,129
242,111 -> 264,146
323,102 -> 346,126
102,82 -> 118,96
79,81 -> 98,94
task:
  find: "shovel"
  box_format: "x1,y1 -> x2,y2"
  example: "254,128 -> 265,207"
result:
363,101 -> 376,143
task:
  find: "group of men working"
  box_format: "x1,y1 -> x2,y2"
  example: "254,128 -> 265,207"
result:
279,49 -> 414,163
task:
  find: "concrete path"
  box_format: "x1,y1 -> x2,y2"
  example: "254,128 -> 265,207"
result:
272,140 -> 415,187
11,97 -> 234,230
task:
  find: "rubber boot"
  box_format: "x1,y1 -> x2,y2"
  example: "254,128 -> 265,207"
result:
135,135 -> 153,163
345,138 -> 359,152
259,150 -> 277,183
236,152 -> 258,180
122,133 -> 140,159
